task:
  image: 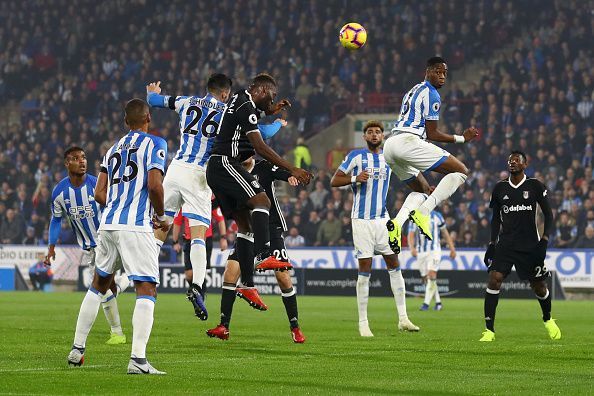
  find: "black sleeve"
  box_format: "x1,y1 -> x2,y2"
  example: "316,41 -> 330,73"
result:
536,181 -> 554,238
489,185 -> 501,243
167,96 -> 176,110
236,101 -> 260,135
271,164 -> 291,182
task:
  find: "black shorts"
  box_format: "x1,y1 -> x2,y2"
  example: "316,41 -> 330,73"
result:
490,245 -> 550,281
183,237 -> 213,271
206,155 -> 265,218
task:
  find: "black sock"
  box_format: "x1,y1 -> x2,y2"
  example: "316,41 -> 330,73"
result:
281,287 -> 299,329
252,208 -> 270,255
537,289 -> 552,322
237,233 -> 255,287
484,289 -> 500,332
220,284 -> 237,328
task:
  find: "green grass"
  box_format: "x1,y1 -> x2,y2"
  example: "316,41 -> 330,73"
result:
0,292 -> 592,395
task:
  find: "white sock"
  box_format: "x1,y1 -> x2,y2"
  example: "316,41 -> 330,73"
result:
190,238 -> 207,286
434,280 -> 441,303
395,192 -> 426,228
356,273 -> 370,323
101,289 -> 123,336
389,269 -> 408,320
73,288 -> 103,348
419,172 -> 467,215
424,279 -> 435,305
115,273 -> 130,294
131,296 -> 155,359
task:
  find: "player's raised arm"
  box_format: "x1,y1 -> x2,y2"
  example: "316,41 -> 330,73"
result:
425,120 -> 478,144
258,118 -> 286,139
146,81 -> 187,112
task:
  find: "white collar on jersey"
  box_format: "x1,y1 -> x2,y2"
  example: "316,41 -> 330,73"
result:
508,174 -> 527,189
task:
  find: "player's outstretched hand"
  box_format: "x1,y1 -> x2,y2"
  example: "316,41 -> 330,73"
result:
43,246 -> 55,267
288,176 -> 299,186
292,168 -> 312,185
449,249 -> 456,259
152,214 -> 171,232
146,81 -> 162,95
462,126 -> 479,142
484,243 -> 495,269
275,118 -> 288,127
356,171 -> 369,183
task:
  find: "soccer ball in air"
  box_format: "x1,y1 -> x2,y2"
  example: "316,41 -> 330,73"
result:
339,23 -> 367,50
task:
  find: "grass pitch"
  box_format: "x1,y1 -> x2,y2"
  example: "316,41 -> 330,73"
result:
0,292 -> 592,395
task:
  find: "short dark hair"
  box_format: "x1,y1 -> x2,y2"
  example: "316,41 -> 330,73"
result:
124,98 -> 149,128
427,56 -> 446,68
510,150 -> 527,162
64,146 -> 84,160
252,73 -> 277,88
363,120 -> 384,133
207,73 -> 232,93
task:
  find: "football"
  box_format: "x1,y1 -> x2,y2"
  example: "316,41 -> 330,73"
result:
339,23 -> 367,50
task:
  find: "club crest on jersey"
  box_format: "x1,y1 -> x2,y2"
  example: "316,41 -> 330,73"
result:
251,180 -> 260,189
523,191 -> 529,199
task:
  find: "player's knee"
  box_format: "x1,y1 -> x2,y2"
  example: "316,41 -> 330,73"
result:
530,281 -> 547,297
249,193 -> 270,209
92,272 -> 111,294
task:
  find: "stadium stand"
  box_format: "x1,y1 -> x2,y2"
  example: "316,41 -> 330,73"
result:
0,0 -> 592,249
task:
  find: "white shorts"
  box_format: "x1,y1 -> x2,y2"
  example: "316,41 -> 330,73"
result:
95,230 -> 160,284
383,133 -> 450,182
352,217 -> 394,259
164,160 -> 212,227
417,252 -> 441,277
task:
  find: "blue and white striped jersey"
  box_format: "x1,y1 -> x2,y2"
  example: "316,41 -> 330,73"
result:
409,211 -> 446,254
392,81 -> 441,139
99,130 -> 167,232
50,175 -> 101,250
338,149 -> 391,219
149,92 -> 225,167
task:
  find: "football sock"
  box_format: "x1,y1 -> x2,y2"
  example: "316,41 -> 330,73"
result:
536,289 -> 552,322
484,288 -> 500,332
252,208 -> 270,255
395,192 -> 426,228
419,172 -> 467,215
356,273 -> 370,323
281,287 -> 299,329
131,296 -> 155,360
190,238 -> 207,286
101,289 -> 124,336
73,288 -> 103,349
434,282 -> 442,304
424,279 -> 435,305
220,283 -> 237,328
237,233 -> 255,287
389,268 -> 408,320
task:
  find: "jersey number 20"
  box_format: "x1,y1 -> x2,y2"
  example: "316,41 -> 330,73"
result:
183,106 -> 219,138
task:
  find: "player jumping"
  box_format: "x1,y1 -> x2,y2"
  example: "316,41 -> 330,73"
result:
45,146 -> 127,345
480,151 -> 560,342
206,73 -> 312,310
67,99 -> 169,374
384,56 -> 478,253
331,121 -> 419,336
146,74 -> 232,321
408,210 -> 456,311
207,157 -> 305,343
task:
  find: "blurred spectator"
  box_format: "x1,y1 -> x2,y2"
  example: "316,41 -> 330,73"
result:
555,211 -> 578,248
326,139 -> 348,171
22,226 -> 38,245
0,209 -> 26,244
29,254 -> 54,291
285,227 -> 305,248
302,211 -> 321,245
293,137 -> 312,170
575,225 -> 594,249
316,211 -> 341,246
309,181 -> 329,211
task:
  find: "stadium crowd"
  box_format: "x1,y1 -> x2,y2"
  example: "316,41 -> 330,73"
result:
0,0 -> 592,250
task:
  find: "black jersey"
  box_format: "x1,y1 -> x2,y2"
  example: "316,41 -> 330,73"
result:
211,89 -> 260,162
252,160 -> 290,232
489,176 -> 549,251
